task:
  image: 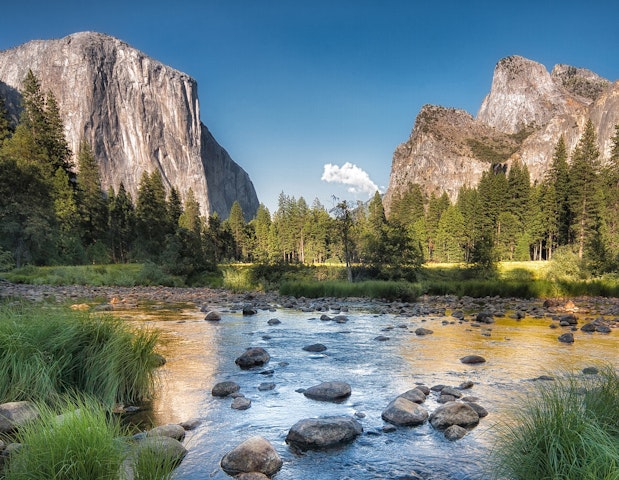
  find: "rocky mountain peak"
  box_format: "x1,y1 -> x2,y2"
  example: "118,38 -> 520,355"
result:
0,32 -> 259,219
384,55 -> 618,215
477,55 -> 588,134
551,63 -> 612,101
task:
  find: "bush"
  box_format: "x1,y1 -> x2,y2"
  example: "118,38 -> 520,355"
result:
490,367 -> 619,479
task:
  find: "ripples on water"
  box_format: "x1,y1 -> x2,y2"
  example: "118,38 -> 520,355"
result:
123,305 -> 617,480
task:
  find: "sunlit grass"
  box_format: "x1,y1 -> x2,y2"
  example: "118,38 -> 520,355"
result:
4,395 -> 181,480
489,366 -> 619,480
0,304 -> 160,406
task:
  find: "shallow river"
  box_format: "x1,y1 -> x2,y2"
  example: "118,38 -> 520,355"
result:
120,303 -> 617,480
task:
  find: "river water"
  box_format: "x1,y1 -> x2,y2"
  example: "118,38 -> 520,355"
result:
120,303 -> 618,480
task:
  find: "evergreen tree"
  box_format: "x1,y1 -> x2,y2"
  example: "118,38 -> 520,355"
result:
435,205 -> 465,263
456,185 -> 481,262
108,183 -> 136,263
506,159 -> 531,229
569,120 -> 601,259
425,192 -> 450,261
251,204 -> 272,263
135,170 -> 169,260
389,183 -> 425,226
227,201 -> 246,261
41,91 -> 73,175
545,136 -> 571,248
76,140 -> 107,249
0,96 -> 12,145
178,188 -> 202,235
599,124 -> 619,260
167,187 -> 183,231
0,157 -> 56,266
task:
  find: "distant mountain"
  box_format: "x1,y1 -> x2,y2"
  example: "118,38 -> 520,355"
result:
383,55 -> 618,213
0,31 -> 259,219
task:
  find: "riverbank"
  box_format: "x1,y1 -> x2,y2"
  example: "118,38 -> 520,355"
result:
3,280 -> 619,323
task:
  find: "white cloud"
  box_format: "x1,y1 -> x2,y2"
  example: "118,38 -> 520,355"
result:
321,162 -> 381,197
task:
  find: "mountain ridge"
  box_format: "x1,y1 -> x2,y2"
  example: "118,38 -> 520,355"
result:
0,31 -> 259,219
383,55 -> 619,213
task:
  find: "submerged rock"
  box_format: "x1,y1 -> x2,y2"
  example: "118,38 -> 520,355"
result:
285,416 -> 362,450
303,381 -> 351,402
460,355 -> 486,364
231,397 -> 252,410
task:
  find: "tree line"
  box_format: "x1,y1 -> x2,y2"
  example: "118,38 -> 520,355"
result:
1,71 -> 618,279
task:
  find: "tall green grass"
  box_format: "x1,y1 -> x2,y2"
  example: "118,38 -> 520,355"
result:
490,366 -> 619,480
280,280 -> 422,301
4,396 -> 180,480
4,397 -> 126,480
0,304 -> 160,406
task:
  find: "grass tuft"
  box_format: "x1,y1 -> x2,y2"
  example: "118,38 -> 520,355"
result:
0,304 -> 160,407
490,366 -> 619,480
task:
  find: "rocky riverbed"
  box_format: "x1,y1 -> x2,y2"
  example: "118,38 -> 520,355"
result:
3,279 -> 619,323
2,280 -> 618,479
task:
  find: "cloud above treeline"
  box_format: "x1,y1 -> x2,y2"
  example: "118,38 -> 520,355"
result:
321,162 -> 381,197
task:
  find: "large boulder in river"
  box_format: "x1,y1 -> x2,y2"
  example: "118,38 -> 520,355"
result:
0,401 -> 39,433
235,348 -> 270,369
429,402 -> 480,430
382,397 -> 428,426
285,416 -> 362,451
303,381 -> 351,402
220,436 -> 282,477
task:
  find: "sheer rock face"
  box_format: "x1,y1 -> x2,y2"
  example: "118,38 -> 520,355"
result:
384,55 -> 619,214
0,32 -> 258,219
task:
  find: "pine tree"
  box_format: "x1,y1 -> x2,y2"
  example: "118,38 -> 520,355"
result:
507,159 -> 531,229
435,205 -> 465,263
167,187 -> 183,231
598,124 -> 619,259
0,95 -> 12,145
42,91 -> 72,175
76,140 -> 107,248
108,183 -> 135,263
251,204 -> 272,263
425,192 -> 449,261
545,136 -> 571,248
456,185 -> 481,262
178,188 -> 202,235
569,120 -> 601,259
226,201 -> 246,261
389,183 -> 425,227
135,170 -> 169,260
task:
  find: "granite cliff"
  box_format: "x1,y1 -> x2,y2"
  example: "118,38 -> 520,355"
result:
0,32 -> 259,219
384,55 -> 618,213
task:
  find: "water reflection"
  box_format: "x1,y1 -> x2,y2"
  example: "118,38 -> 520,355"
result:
119,305 -> 617,480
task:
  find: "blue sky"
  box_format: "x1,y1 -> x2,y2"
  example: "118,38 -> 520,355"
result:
2,0 -> 618,214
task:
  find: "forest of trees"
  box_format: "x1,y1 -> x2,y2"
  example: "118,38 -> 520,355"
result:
1,71 -> 619,279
